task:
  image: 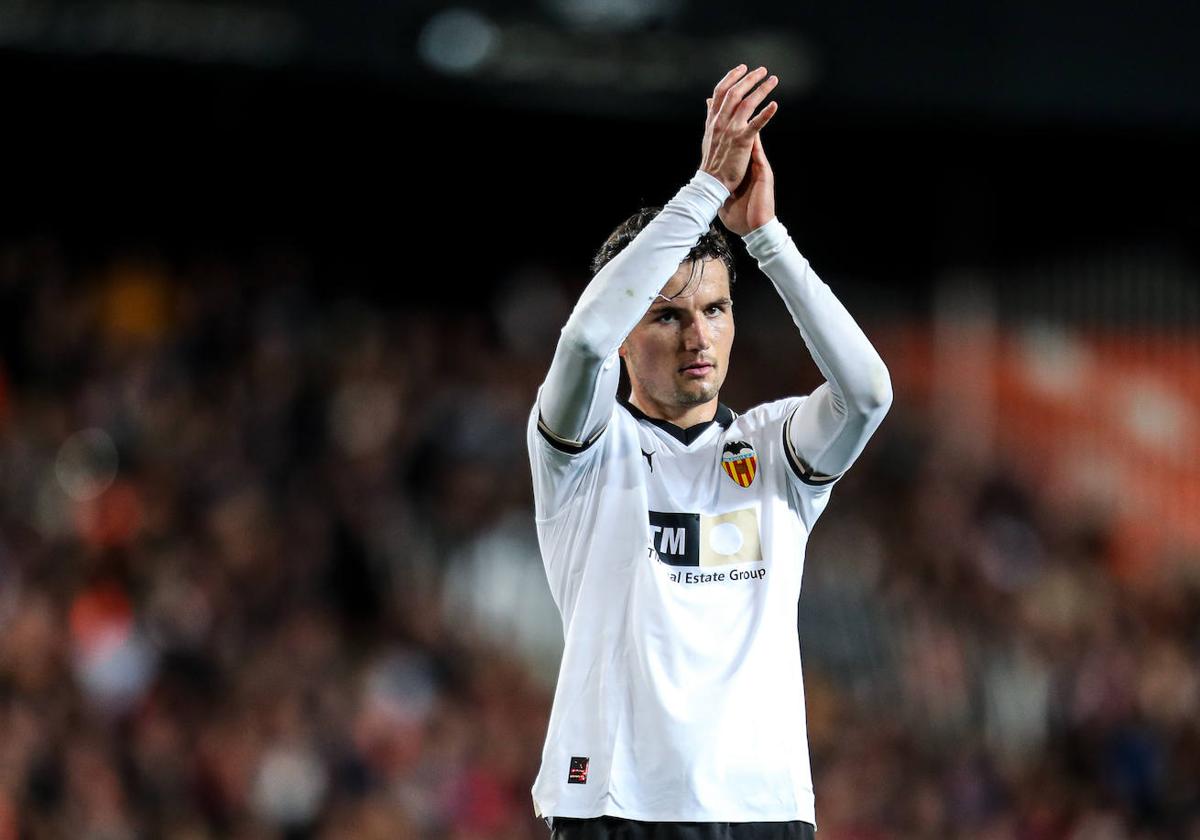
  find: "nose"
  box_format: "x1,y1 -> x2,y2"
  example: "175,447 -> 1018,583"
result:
682,312 -> 712,351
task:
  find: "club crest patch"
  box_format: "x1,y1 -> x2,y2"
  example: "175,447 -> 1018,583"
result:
721,440 -> 758,488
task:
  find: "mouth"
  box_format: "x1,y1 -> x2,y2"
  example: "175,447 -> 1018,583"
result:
679,361 -> 715,378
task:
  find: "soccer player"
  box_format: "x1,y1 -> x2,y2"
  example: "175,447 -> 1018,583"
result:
527,65 -> 893,839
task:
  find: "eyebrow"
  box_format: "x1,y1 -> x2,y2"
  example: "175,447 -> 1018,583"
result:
648,296 -> 732,315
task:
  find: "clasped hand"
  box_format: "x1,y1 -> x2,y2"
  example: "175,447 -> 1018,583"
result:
699,64 -> 779,236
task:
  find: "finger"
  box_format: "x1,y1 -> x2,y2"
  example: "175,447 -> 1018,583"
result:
718,66 -> 768,118
747,100 -> 779,132
752,133 -> 773,173
735,74 -> 778,122
752,133 -> 767,164
711,64 -> 748,105
717,66 -> 767,117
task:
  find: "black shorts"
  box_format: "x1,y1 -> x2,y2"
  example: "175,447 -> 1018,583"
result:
548,815 -> 816,840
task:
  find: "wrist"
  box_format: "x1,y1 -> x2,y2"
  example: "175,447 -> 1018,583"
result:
699,166 -> 735,192
744,215 -> 778,235
742,217 -> 788,259
692,169 -> 732,203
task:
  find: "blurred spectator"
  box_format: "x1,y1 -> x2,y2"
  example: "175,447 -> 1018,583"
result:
1,235 -> 1198,838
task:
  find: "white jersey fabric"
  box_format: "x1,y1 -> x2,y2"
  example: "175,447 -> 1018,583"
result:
528,169 -> 892,825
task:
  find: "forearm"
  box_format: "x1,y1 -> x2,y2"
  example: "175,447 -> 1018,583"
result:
744,219 -> 892,476
539,170 -> 730,445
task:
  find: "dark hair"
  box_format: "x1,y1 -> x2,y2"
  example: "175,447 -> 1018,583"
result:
590,207 -> 736,289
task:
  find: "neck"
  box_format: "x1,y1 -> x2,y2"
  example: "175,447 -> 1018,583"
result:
627,391 -> 719,429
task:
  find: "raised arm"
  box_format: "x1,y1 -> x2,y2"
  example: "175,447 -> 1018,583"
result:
723,137 -> 893,481
538,65 -> 780,452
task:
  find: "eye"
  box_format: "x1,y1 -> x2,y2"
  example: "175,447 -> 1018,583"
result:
705,304 -> 727,316
655,311 -> 676,323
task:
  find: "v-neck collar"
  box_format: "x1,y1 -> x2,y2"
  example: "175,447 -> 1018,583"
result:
619,397 -> 735,445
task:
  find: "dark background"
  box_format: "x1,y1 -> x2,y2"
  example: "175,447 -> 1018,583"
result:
5,0 -> 1198,302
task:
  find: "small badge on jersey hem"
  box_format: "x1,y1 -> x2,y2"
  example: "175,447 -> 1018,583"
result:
721,440 -> 758,487
567,756 -> 589,784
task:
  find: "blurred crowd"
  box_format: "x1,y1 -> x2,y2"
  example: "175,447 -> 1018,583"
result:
1,237 -> 1198,839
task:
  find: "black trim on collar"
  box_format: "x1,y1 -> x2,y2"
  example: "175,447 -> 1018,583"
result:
618,397 -> 735,445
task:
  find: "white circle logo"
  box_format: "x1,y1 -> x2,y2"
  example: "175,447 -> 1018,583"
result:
709,522 -> 744,556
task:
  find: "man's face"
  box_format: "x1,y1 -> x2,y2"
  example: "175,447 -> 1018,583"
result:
620,258 -> 734,414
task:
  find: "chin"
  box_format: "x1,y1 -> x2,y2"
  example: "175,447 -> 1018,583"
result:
674,384 -> 718,406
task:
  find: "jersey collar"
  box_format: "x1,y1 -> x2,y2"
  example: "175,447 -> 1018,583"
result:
618,397 -> 735,445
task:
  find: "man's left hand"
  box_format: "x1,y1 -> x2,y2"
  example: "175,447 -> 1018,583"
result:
718,134 -> 776,236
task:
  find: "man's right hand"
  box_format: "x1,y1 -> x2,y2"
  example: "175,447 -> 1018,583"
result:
699,65 -> 779,193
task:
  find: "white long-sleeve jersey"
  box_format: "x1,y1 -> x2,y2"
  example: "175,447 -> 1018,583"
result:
527,169 -> 892,826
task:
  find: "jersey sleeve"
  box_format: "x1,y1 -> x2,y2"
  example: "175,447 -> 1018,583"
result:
742,218 -> 892,484
536,170 -> 729,454
526,389 -> 613,523
780,392 -> 847,488
739,398 -> 843,533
